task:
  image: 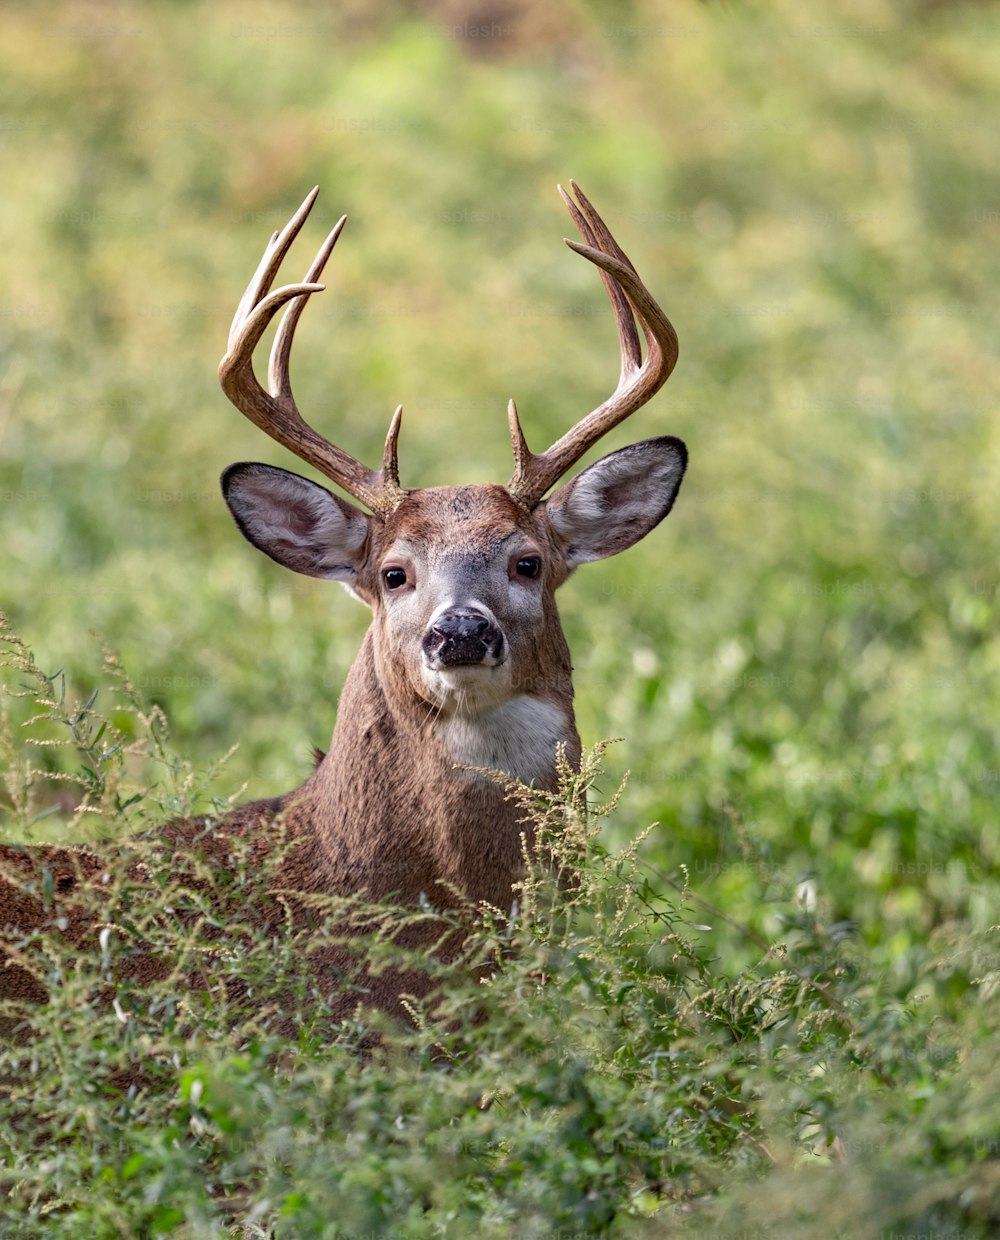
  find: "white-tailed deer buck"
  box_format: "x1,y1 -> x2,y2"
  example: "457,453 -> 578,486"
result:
0,183 -> 685,1025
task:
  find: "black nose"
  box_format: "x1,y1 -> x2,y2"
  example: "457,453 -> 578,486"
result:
424,608 -> 504,667
431,611 -> 490,642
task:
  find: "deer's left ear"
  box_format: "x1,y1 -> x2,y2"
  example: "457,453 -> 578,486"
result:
545,436 -> 687,570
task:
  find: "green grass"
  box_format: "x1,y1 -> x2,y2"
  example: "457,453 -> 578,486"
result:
1,0 -> 999,1233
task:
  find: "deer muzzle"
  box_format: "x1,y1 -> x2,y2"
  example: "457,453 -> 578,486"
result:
423,608 -> 505,669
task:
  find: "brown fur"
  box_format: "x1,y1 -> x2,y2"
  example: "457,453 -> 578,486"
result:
0,417 -> 691,1049
0,487 -> 582,1031
2,186 -> 689,1045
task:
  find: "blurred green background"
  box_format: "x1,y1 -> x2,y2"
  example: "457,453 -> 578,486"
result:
1,0 -> 998,983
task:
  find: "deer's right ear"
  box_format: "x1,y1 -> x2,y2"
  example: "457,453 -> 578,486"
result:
221,463 -> 371,584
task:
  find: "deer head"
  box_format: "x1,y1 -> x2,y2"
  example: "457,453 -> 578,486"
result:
218,184 -> 686,725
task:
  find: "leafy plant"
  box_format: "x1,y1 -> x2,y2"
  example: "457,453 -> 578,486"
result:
2,629 -> 998,1237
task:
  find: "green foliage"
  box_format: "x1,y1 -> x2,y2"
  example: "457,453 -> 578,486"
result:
1,0 -> 998,1232
2,630 -> 999,1236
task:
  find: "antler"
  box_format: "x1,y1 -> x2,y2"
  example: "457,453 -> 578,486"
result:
506,180 -> 679,509
219,186 -> 405,517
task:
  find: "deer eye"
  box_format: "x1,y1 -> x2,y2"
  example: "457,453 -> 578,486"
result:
514,556 -> 541,579
382,567 -> 408,590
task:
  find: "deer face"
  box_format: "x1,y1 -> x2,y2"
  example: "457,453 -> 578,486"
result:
222,434 -> 685,719
372,485 -> 555,716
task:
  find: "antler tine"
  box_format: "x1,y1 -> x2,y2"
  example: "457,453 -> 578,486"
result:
507,181 -> 679,509
219,188 -> 406,518
227,186 -> 319,353
268,213 -> 346,402
559,183 -> 643,379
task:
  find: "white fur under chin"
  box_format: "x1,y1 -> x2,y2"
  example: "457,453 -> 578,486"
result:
422,659 -> 510,716
438,696 -> 571,785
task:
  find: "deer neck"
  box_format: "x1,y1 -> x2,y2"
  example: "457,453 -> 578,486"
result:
306,628 -> 580,909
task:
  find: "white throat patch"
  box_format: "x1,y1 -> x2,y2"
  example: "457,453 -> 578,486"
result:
438,696 -> 571,786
